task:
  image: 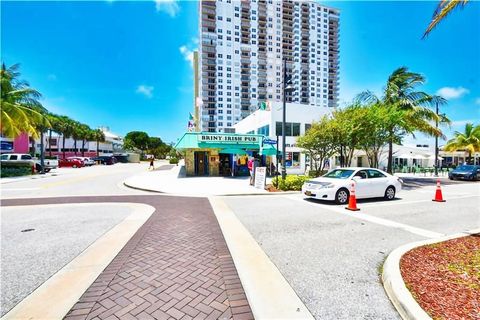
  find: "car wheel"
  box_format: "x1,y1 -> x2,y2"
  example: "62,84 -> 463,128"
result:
384,186 -> 396,200
335,188 -> 349,205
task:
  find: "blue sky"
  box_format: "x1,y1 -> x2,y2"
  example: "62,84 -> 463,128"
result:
2,1 -> 479,144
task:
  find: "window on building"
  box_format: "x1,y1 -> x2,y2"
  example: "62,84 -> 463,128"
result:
257,125 -> 270,136
305,123 -> 312,132
275,122 -> 301,136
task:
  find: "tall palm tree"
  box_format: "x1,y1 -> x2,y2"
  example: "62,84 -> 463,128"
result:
77,124 -> 91,157
444,123 -> 480,164
92,128 -> 106,157
357,67 -> 450,173
423,0 -> 470,38
57,115 -> 75,159
0,63 -> 46,138
70,120 -> 83,156
46,113 -> 61,157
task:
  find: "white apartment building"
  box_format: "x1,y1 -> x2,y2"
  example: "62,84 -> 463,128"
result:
198,0 -> 340,133
234,102 -> 332,174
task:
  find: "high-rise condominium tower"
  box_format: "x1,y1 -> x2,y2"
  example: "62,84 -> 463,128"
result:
198,0 -> 339,133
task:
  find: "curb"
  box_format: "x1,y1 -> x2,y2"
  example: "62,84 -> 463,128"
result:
209,196 -> 314,319
382,228 -> 480,320
123,181 -> 300,197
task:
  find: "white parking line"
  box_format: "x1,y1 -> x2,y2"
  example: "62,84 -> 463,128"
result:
359,194 -> 478,208
285,195 -> 444,239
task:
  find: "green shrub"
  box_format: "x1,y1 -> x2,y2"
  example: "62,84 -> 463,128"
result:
307,170 -> 328,178
272,175 -> 309,191
1,162 -> 33,178
169,158 -> 179,164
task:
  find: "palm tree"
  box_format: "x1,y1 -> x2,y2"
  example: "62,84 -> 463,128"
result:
77,123 -> 91,157
357,67 -> 450,173
423,0 -> 470,38
0,63 -> 46,138
92,128 -> 106,157
444,123 -> 480,164
57,115 -> 75,159
70,120 -> 83,156
46,113 -> 61,157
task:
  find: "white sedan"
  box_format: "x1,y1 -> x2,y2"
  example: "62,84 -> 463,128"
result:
302,167 -> 403,204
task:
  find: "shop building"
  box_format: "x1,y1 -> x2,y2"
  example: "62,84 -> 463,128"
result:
175,132 -> 276,177
234,102 -> 331,174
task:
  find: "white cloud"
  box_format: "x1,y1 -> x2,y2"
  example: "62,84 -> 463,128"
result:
179,45 -> 194,67
155,0 -> 180,17
450,120 -> 473,127
136,85 -> 154,98
475,98 -> 480,105
436,86 -> 469,99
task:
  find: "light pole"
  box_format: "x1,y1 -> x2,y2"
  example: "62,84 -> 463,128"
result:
281,58 -> 295,180
434,100 -> 439,177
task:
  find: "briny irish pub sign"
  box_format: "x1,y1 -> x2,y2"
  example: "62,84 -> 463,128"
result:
197,134 -> 260,144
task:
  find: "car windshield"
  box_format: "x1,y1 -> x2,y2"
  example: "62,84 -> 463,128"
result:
457,165 -> 475,171
323,169 -> 355,179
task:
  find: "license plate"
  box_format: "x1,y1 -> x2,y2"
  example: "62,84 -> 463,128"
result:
305,191 -> 312,196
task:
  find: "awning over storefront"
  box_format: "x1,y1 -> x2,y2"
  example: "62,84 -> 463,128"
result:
175,132 -> 276,153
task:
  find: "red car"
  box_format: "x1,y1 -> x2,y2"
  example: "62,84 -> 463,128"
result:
59,158 -> 85,168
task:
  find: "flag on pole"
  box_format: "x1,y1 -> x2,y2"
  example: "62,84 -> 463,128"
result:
189,112 -> 194,121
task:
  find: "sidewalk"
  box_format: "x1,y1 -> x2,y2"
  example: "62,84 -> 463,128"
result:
124,161 -> 271,196
2,195 -> 254,320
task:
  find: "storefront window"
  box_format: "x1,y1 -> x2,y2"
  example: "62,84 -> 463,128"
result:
292,152 -> 300,167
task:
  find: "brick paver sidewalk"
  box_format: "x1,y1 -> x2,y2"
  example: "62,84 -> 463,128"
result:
2,196 -> 254,320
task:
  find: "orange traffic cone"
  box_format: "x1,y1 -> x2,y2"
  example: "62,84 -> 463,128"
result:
32,164 -> 36,174
345,182 -> 360,211
432,179 -> 446,202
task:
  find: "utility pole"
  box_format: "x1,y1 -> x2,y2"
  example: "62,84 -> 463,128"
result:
281,58 -> 295,180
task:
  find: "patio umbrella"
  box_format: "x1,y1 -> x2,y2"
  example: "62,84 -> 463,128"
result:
396,154 -> 414,159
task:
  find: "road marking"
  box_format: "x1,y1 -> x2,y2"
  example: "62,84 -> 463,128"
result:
284,195 -> 444,239
358,194 -> 478,208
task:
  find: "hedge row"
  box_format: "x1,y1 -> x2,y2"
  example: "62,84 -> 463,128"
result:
272,175 -> 309,191
1,162 -> 33,178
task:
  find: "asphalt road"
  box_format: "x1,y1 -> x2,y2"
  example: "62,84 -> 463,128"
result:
222,181 -> 479,319
0,162 -> 156,199
0,204 -> 133,316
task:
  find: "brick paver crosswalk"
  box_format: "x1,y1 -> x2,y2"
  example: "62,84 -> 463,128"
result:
2,196 -> 254,320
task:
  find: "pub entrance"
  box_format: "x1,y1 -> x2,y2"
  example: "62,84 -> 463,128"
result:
219,154 -> 232,176
194,151 -> 209,176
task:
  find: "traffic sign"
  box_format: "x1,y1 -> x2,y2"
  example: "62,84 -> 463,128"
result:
263,138 -> 277,145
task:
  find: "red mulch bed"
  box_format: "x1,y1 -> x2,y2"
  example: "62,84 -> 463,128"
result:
400,235 -> 480,319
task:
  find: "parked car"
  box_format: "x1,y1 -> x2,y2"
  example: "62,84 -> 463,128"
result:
59,158 -> 85,168
91,156 -> 116,165
302,167 -> 403,204
0,153 -> 58,172
68,156 -> 95,166
448,165 -> 480,181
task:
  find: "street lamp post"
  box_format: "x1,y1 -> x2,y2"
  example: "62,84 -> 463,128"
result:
434,101 -> 439,177
281,58 -> 295,181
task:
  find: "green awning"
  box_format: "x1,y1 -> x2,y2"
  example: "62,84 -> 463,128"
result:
175,132 -> 264,150
219,148 -> 248,155
260,144 -> 277,156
